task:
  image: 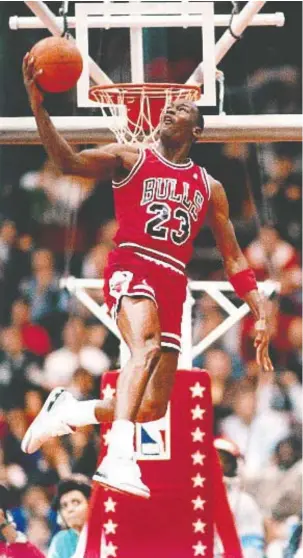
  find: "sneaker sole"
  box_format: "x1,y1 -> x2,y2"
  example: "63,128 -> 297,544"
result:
21,387 -> 66,454
92,471 -> 150,499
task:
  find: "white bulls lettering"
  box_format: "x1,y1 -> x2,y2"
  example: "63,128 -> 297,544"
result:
141,178 -> 204,222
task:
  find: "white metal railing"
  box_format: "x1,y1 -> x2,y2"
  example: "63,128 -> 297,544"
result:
60,277 -> 279,368
0,114 -> 301,144
9,13 -> 285,30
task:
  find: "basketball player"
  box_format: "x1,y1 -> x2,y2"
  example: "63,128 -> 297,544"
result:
21,54 -> 273,499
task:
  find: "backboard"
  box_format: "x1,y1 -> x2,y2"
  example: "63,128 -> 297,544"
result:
75,1 -> 217,112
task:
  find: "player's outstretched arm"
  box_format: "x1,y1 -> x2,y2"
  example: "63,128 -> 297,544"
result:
208,177 -> 273,373
23,53 -> 134,180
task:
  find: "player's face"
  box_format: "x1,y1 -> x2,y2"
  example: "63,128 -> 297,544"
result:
159,100 -> 200,144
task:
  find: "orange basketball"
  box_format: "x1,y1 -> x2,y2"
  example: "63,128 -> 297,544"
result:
30,36 -> 83,93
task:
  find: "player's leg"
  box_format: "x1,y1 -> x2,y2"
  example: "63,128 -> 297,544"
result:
113,295 -> 162,422
93,294 -> 164,497
136,348 -> 178,422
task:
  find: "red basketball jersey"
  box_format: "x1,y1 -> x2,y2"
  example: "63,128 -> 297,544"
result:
113,147 -> 210,272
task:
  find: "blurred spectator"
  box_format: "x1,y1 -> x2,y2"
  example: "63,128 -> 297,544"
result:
246,436 -> 302,519
81,243 -> 109,279
26,516 -> 50,555
0,221 -> 33,326
265,514 -> 301,558
214,438 -> 265,558
220,381 -> 291,476
97,219 -> 118,250
19,249 -> 69,346
48,475 -> 92,558
241,300 -> 302,372
43,316 -> 110,390
20,248 -> 68,320
245,226 -> 301,296
11,299 -> 52,357
67,426 -> 99,477
69,368 -> 97,401
202,349 -> 238,432
0,220 -> 17,277
192,294 -> 224,345
284,317 -> 303,380
0,327 -> 42,410
0,485 -> 45,557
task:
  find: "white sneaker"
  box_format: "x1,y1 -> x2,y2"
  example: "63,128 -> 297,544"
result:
21,387 -> 75,454
93,455 -> 150,499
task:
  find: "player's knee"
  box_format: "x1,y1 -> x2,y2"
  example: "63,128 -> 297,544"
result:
133,341 -> 161,373
138,398 -> 167,423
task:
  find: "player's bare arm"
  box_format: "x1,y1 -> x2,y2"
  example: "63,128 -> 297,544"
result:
23,53 -> 139,181
208,176 -> 273,373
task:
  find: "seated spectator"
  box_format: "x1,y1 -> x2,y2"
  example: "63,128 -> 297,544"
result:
97,219 -> 118,250
240,300 -> 302,370
67,426 -> 99,477
81,243 -> 109,279
0,485 -> 45,557
0,220 -> 32,326
214,438 -> 265,558
265,514 -> 301,558
246,436 -> 302,518
48,475 -> 92,558
220,381 -> 291,477
26,516 -> 51,555
0,327 -> 42,410
244,225 -> 301,296
15,485 -> 52,529
202,348 -> 238,432
43,316 -> 110,390
285,317 -> 303,380
19,249 -> 69,346
69,368 -> 97,400
192,294 -> 224,345
0,220 -> 17,278
11,299 -> 52,357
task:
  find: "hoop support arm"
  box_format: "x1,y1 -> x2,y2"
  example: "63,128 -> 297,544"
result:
187,0 -> 268,86
0,115 -> 301,144
23,1 -> 112,86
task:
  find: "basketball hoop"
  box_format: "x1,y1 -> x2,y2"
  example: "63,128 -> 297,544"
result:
89,83 -> 201,144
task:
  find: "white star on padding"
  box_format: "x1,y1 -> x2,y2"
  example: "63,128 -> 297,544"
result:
193,541 -> 207,556
104,497 -> 117,513
191,427 -> 206,443
192,473 -> 205,488
104,541 -> 118,557
102,384 -> 116,399
103,519 -> 118,535
191,405 -> 206,420
191,451 -> 206,466
193,519 -> 206,533
190,382 -> 206,398
192,496 -> 206,511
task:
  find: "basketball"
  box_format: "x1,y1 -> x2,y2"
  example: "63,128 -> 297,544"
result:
29,36 -> 83,93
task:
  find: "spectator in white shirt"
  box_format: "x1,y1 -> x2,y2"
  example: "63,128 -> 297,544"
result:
43,316 -> 110,389
220,381 -> 291,477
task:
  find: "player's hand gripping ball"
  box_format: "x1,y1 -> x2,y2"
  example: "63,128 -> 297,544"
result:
28,36 -> 83,93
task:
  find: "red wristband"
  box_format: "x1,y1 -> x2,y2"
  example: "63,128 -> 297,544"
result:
229,268 -> 257,298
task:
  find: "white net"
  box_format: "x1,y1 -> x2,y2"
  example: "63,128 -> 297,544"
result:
89,83 -> 201,145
